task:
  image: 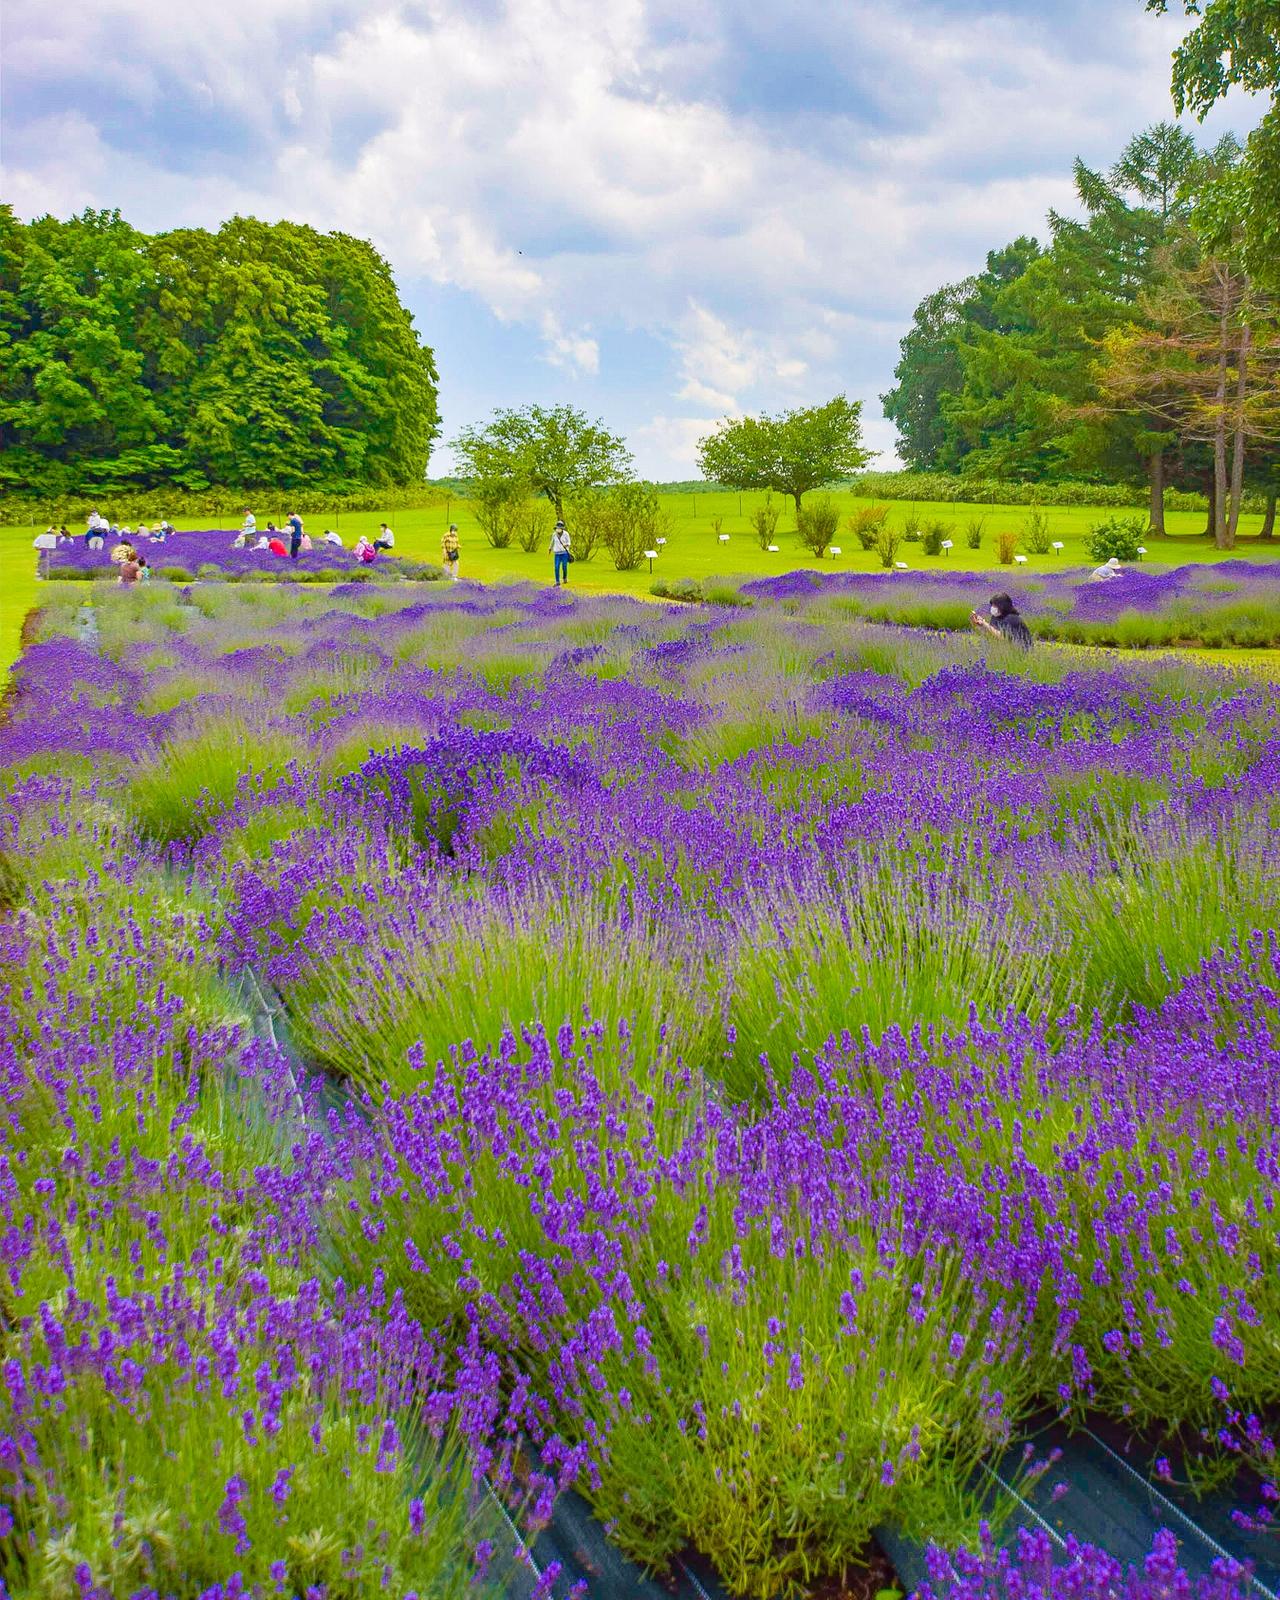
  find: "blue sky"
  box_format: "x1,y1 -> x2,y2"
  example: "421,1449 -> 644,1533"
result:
2,0 -> 1264,477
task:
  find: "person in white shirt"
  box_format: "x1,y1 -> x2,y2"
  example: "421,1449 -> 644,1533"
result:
1091,556 -> 1122,581
373,522 -> 395,551
323,529 -> 343,547
551,520 -> 572,586
242,508 -> 257,538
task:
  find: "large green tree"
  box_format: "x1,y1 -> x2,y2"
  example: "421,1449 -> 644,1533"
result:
450,404 -> 632,520
1149,0 -> 1280,288
888,125 -> 1210,505
697,395 -> 871,518
947,128 -> 1203,477
1095,253 -> 1280,548
881,238 -> 1041,470
0,207 -> 439,495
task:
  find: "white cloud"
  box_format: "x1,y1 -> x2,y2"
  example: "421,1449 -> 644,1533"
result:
634,414 -> 721,475
540,311 -> 600,376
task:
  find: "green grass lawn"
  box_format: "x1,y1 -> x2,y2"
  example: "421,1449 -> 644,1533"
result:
5,487 -> 1280,676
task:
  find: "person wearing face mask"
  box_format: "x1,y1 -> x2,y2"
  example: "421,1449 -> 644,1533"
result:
970,592 -> 1033,650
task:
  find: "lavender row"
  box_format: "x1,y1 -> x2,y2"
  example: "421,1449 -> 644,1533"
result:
2,578 -> 1278,1597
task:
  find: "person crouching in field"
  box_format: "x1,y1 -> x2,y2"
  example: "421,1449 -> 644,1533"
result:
971,593 -> 1032,649
442,524 -> 460,580
374,522 -> 395,553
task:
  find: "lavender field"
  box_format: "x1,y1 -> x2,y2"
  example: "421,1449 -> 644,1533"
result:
2,578 -> 1279,1599
733,563 -> 1280,649
43,527 -> 442,583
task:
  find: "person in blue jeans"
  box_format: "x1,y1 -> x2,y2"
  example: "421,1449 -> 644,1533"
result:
551,520 -> 572,585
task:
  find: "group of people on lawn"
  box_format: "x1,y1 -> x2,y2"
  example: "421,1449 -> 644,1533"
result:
46,507 -> 402,577
230,509 -> 396,564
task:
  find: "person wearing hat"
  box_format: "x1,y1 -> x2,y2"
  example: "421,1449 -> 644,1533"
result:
550,519 -> 572,586
442,523 -> 460,581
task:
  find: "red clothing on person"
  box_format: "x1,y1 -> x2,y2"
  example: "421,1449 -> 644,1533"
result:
267,537 -> 288,557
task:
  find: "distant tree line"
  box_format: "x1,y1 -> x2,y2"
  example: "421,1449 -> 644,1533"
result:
0,207 -> 440,498
881,99 -> 1280,546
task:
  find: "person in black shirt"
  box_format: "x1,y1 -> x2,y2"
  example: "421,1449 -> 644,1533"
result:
971,593 -> 1033,649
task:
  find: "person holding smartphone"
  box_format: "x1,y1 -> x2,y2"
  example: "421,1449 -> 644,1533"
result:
971,593 -> 1032,649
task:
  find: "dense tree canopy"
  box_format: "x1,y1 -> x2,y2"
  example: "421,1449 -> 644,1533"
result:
0,208 -> 440,495
877,123 -> 1280,532
697,396 -> 871,516
881,239 -> 1041,471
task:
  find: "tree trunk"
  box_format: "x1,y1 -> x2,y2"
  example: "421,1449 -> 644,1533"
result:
1148,450 -> 1166,536
1213,297 -> 1231,549
1226,321 -> 1250,546
793,492 -> 804,523
1203,469 -> 1216,539
1261,490 -> 1277,540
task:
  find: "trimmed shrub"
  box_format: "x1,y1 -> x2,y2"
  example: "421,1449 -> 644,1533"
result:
750,496 -> 781,550
996,529 -> 1019,565
874,526 -> 902,568
846,504 -> 888,550
1023,511 -> 1052,554
1086,515 -> 1147,564
474,486 -> 522,549
592,481 -> 667,572
518,499 -> 556,554
796,495 -> 840,558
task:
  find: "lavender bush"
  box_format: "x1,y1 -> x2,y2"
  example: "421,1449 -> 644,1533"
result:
2,577 -> 1277,1597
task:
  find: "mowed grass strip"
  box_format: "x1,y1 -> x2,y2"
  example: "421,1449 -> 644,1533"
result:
5,486 -> 1280,674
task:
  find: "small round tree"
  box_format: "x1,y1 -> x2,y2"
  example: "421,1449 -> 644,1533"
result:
452,404 -> 632,521
696,396 -> 873,522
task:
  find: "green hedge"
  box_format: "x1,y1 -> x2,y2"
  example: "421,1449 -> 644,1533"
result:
1,485 -> 448,526
847,471 -> 1245,513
